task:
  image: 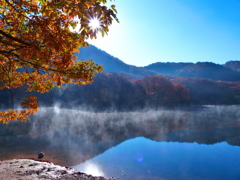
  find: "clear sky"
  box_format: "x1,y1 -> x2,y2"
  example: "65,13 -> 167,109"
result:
88,0 -> 240,67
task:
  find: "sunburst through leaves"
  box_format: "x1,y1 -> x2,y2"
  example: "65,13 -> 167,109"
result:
89,18 -> 101,30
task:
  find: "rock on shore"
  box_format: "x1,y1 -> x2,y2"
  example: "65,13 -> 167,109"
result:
0,159 -> 115,180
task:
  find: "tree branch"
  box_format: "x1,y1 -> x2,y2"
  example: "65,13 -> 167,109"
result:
0,30 -> 31,46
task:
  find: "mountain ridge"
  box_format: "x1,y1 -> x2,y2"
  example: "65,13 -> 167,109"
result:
77,45 -> 240,81
76,45 -> 156,78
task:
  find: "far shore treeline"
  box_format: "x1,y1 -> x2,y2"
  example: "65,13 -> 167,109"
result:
1,72 -> 240,111
38,73 -> 240,110
1,45 -> 240,111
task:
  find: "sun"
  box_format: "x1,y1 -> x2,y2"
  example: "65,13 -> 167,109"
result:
89,18 -> 101,30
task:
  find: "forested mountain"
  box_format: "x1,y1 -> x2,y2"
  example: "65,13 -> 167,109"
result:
144,62 -> 192,75
145,62 -> 240,81
78,45 -> 240,81
76,45 -> 156,78
1,73 -> 240,110
0,73 -> 190,110
36,47 -> 240,108
15,73 -> 240,110
177,62 -> 240,81
1,45 -> 240,111
171,77 -> 240,105
224,61 -> 240,72
46,73 -> 189,110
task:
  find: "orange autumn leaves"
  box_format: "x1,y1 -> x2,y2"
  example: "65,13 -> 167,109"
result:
0,96 -> 39,123
0,0 -> 118,123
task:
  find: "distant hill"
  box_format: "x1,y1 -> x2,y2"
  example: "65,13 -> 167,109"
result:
176,62 -> 240,81
144,62 -> 192,75
76,45 -> 156,78
224,61 -> 240,73
76,45 -> 240,81
145,62 -> 240,81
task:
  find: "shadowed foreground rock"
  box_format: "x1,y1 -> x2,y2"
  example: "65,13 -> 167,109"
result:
0,159 -> 115,180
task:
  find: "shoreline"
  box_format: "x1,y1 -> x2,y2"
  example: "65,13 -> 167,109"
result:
0,159 -> 115,180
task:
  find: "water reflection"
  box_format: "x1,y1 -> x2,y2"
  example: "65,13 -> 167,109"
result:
78,162 -> 105,177
74,137 -> 240,180
0,105 -> 240,168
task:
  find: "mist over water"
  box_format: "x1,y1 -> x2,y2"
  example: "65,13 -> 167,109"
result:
0,105 -> 240,167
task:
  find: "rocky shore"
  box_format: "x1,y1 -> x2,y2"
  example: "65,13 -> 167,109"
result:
0,159 -> 115,180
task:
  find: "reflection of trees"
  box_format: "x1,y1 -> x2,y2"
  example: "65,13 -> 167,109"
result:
0,106 -> 240,166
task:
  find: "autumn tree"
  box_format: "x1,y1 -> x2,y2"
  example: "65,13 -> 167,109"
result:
136,75 -> 175,106
61,73 -> 139,110
0,0 -> 118,123
136,75 -> 189,106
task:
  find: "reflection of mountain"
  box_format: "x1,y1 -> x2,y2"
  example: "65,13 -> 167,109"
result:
1,106 -> 240,166
164,128 -> 240,145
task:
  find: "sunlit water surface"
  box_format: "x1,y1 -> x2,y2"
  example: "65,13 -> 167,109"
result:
74,137 -> 240,180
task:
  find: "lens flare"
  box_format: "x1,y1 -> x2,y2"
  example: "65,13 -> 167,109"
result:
89,18 -> 101,30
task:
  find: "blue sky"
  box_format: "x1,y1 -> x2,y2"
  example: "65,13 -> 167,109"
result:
88,0 -> 240,67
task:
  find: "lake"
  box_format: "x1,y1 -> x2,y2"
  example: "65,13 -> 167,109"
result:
74,138 -> 240,180
0,105 -> 240,179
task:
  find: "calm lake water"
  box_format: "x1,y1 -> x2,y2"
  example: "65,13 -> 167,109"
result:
1,105 -> 240,179
74,137 -> 240,180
